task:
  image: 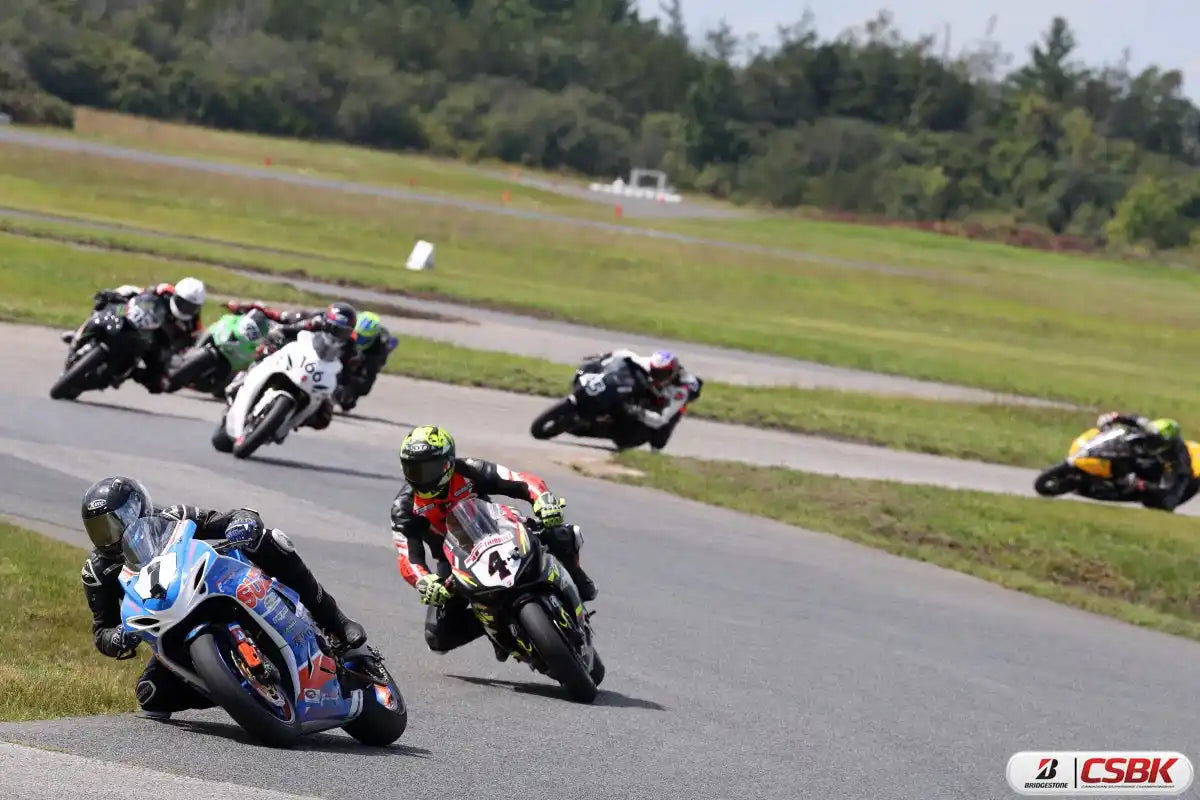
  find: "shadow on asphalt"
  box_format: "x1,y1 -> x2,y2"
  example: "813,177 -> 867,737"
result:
335,411 -> 419,429
249,454 -> 398,482
158,717 -> 432,757
73,398 -> 204,423
445,674 -> 666,711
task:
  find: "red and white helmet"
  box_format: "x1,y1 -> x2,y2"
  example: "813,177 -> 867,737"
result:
171,277 -> 206,320
647,350 -> 680,387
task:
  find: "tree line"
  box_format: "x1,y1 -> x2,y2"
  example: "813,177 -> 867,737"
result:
3,0 -> 1200,249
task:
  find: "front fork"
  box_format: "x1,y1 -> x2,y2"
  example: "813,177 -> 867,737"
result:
228,623 -> 280,685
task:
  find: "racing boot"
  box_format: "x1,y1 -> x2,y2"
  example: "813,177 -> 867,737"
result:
546,524 -> 597,602
566,559 -> 598,602
294,575 -> 367,652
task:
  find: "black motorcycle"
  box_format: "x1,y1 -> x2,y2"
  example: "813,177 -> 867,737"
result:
441,496 -> 602,703
530,360 -> 652,447
50,293 -> 167,400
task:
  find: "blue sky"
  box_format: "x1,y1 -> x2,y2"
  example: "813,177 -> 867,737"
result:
641,0 -> 1200,103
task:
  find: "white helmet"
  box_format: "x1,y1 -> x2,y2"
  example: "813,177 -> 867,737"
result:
171,277 -> 206,320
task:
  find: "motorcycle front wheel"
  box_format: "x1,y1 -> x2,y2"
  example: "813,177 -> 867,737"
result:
518,601 -> 597,703
232,394 -> 295,459
49,345 -> 107,400
530,399 -> 579,440
190,630 -> 300,748
1033,462 -> 1079,496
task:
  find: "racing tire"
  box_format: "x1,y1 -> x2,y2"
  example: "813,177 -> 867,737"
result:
49,345 -> 107,400
518,601 -> 597,703
530,399 -> 578,440
340,661 -> 408,746
589,651 -> 605,686
211,418 -> 234,453
167,347 -> 221,393
232,394 -> 294,460
189,630 -> 300,748
1034,463 -> 1079,497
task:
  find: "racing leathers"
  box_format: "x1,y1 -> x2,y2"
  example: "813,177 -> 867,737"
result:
337,331 -> 394,412
73,283 -> 203,393
82,505 -> 366,715
580,348 -> 703,450
389,458 -> 596,657
1097,412 -> 1196,511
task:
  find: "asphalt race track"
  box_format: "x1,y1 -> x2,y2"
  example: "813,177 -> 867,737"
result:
3,323 -> 1200,799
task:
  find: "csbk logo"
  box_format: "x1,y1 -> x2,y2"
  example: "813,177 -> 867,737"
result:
1008,752 -> 1194,795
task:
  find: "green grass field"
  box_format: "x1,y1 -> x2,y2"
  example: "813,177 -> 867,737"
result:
607,453 -> 1200,641
5,130 -> 1200,432
56,109 -> 615,218
0,520 -> 143,720
2,231 -> 1085,466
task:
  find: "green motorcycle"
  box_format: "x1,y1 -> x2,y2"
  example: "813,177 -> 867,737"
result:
167,310 -> 272,398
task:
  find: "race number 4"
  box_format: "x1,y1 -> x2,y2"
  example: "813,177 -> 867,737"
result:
487,550 -> 511,579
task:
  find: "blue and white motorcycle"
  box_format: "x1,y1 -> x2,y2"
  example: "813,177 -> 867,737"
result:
117,516 -> 407,748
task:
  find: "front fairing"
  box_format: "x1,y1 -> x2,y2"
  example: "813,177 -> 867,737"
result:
443,501 -> 534,598
118,518 -> 364,729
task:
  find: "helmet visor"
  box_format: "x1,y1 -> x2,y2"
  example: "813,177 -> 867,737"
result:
84,490 -> 149,550
649,366 -> 674,386
171,295 -> 201,319
402,457 -> 448,492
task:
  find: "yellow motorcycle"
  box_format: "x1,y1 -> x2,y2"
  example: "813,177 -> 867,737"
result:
1034,424 -> 1200,510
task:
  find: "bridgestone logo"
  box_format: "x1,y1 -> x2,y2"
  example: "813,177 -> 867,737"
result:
1007,751 -> 1194,796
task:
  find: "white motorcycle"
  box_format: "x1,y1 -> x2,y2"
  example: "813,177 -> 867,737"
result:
212,329 -> 342,459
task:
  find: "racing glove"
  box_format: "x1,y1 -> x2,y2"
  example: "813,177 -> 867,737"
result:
98,627 -> 140,659
415,574 -> 450,606
532,493 -> 566,528
224,513 -> 265,548
92,290 -> 122,310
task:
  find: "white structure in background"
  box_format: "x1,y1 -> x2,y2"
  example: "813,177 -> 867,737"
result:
589,168 -> 682,203
405,239 -> 435,271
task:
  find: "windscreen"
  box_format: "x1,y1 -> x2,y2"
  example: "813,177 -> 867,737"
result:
445,497 -> 505,552
125,294 -> 166,331
121,516 -> 175,570
1081,427 -> 1131,456
311,331 -> 342,361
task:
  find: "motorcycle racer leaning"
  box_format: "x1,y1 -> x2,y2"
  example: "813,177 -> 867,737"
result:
225,301 -> 393,413
223,301 -> 359,432
80,476 -> 380,718
1095,411 -> 1197,511
389,425 -> 597,660
579,348 -> 702,450
61,278 -> 208,394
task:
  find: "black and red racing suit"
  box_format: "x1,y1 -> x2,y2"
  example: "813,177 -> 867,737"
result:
389,457 -> 591,652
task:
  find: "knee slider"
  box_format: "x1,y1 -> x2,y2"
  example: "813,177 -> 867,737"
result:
135,679 -> 157,708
